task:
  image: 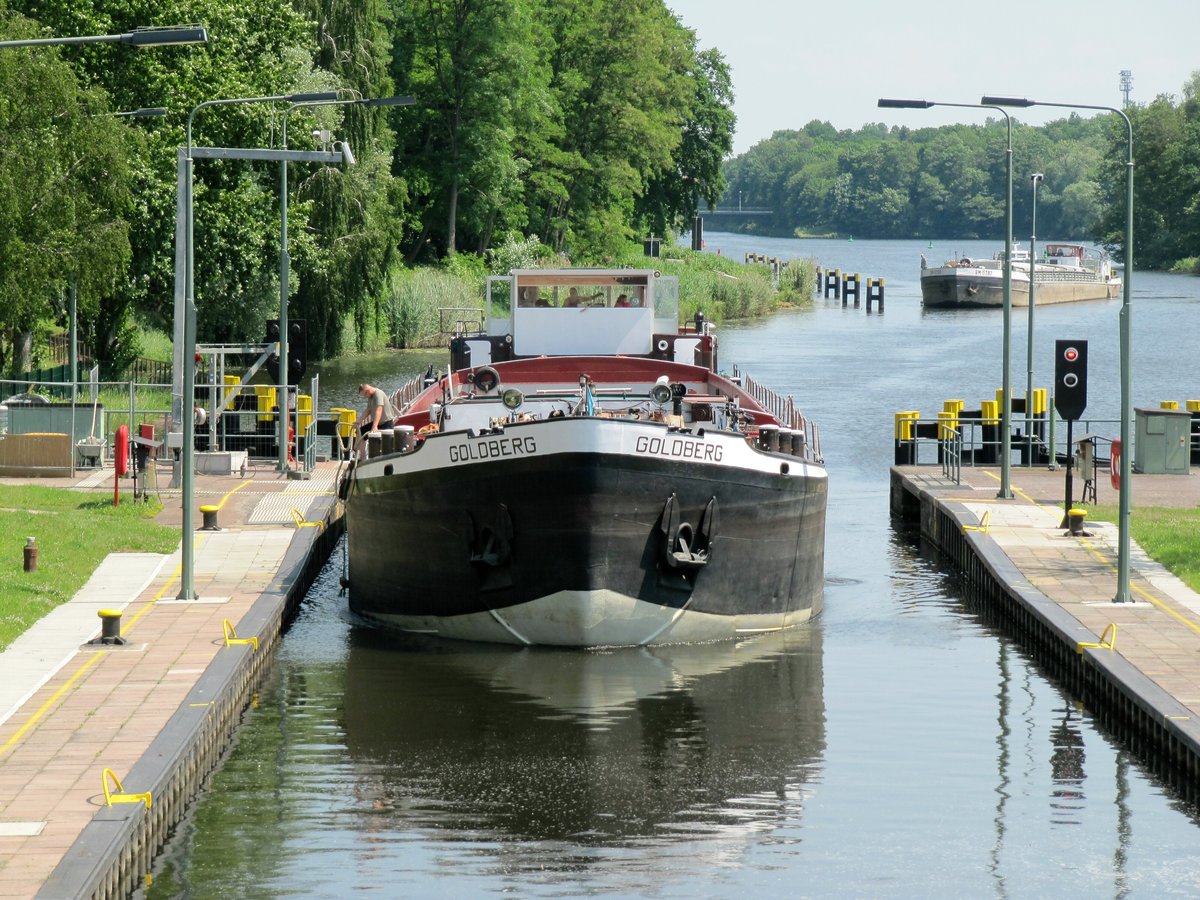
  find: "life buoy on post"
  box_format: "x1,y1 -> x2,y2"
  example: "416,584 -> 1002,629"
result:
1110,438 -> 1121,490
114,424 -> 129,507
115,424 -> 129,477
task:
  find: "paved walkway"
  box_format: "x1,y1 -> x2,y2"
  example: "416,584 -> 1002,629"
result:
0,459 -> 340,898
901,464 -> 1200,730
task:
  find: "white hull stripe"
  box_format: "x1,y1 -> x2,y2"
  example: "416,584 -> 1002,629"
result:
357,418 -> 826,482
356,588 -> 816,648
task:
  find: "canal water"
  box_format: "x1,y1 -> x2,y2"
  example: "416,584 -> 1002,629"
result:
145,237 -> 1200,898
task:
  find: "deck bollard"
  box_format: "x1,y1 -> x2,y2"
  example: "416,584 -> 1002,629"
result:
758,424 -> 780,453
396,424 -> 415,452
199,504 -> 221,531
23,536 -> 37,572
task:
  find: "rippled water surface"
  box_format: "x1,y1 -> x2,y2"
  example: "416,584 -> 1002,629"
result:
145,237 -> 1200,898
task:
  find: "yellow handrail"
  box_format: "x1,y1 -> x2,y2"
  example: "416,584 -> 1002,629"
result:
1076,623 -> 1117,655
962,510 -> 991,534
102,768 -> 152,808
222,619 -> 259,651
290,508 -> 325,530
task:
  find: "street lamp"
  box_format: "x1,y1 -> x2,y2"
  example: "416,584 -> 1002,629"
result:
1026,172 -> 1044,448
177,90 -> 338,601
113,106 -> 169,118
878,98 -> 1015,498
983,95 -> 1134,604
276,94 -> 414,473
0,25 -> 208,50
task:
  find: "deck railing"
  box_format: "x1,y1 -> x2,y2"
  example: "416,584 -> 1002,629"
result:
740,371 -> 823,464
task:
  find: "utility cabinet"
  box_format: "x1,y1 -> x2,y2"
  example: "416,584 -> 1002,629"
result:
1134,407 -> 1191,475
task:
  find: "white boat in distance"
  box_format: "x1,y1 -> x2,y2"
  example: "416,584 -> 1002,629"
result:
920,242 -> 1120,309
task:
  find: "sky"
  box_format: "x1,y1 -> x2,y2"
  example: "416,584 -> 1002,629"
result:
672,0 -> 1198,156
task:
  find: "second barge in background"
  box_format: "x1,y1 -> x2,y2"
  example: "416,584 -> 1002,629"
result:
921,242 -> 1120,309
340,268 -> 828,647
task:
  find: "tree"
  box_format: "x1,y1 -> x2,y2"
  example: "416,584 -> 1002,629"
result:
292,0 -> 405,359
528,0 -> 695,259
636,45 -> 735,237
395,0 -> 538,258
0,11 -> 135,376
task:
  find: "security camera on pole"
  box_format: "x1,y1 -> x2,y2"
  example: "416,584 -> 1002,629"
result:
1054,339 -> 1088,525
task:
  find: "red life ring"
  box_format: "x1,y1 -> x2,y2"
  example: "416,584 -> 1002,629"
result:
1110,438 -> 1121,490
115,424 -> 129,477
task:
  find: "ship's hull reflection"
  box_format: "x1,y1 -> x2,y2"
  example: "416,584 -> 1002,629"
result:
341,625 -> 825,846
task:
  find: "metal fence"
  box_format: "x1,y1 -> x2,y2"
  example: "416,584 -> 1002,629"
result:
1,375 -> 337,478
895,411 -> 1123,485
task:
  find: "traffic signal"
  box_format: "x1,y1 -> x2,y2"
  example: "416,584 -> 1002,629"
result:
265,319 -> 282,384
1053,339 -> 1088,421
287,320 -> 306,383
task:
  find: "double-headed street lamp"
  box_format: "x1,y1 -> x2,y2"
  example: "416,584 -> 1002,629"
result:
177,90 -> 347,601
878,98 -> 1015,499
983,95 -> 1134,605
276,93 -> 415,473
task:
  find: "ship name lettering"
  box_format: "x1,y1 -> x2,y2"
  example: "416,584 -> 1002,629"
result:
448,436 -> 537,463
635,435 -> 722,462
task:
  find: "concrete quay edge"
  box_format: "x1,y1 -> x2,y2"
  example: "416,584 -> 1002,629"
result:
0,461 -> 344,899
891,464 -> 1200,795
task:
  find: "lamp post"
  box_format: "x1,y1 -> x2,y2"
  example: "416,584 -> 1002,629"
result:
1026,172 -> 1044,445
177,90 -> 338,601
983,95 -> 1134,604
878,98 -> 1015,498
277,94 -> 413,473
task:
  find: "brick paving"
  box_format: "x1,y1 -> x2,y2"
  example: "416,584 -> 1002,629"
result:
0,460 -> 340,898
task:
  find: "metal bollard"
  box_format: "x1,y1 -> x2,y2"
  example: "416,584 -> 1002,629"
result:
758,424 -> 780,453
1067,507 -> 1088,536
23,536 -> 37,572
94,609 -> 127,645
200,504 -> 221,531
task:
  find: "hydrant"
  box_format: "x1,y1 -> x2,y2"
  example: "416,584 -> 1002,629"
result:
23,536 -> 37,572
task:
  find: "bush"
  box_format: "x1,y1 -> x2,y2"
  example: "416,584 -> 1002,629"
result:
380,268 -> 484,349
487,233 -> 553,273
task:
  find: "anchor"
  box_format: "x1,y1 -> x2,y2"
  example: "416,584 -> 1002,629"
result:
467,504 -> 514,567
660,494 -> 719,572
465,504 -> 516,591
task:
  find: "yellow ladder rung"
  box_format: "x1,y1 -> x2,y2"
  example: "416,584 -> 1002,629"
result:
290,508 -> 325,530
222,619 -> 259,651
1076,623 -> 1117,655
102,768 -> 152,809
962,510 -> 991,534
